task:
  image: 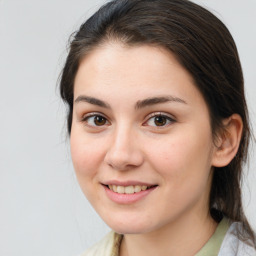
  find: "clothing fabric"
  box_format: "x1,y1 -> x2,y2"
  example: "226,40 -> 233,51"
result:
79,218 -> 256,256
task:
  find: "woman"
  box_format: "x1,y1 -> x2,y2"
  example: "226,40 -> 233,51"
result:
59,0 -> 256,255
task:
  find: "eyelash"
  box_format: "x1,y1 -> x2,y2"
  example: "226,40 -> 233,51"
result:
81,112 -> 175,128
143,112 -> 176,128
81,112 -> 110,127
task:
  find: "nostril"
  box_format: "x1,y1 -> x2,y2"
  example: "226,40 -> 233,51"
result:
104,151 -> 143,170
105,147 -> 144,169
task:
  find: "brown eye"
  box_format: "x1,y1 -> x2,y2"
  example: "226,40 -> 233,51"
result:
144,113 -> 175,127
94,115 -> 107,126
154,116 -> 167,126
83,114 -> 109,127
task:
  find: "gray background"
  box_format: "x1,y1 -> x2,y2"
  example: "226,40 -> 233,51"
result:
0,0 -> 255,255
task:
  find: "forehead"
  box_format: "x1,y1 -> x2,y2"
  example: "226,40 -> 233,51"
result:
74,43 -> 204,107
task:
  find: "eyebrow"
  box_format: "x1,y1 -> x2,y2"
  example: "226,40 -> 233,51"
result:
135,96 -> 187,109
74,95 -> 111,109
74,95 -> 187,109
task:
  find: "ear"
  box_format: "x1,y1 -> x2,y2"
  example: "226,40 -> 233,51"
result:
212,114 -> 243,167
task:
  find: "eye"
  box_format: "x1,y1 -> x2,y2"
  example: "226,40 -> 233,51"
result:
144,113 -> 175,127
82,114 -> 109,127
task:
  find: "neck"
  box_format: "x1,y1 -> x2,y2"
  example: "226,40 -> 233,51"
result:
120,212 -> 217,256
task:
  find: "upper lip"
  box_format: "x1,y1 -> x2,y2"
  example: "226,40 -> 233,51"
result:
102,180 -> 157,187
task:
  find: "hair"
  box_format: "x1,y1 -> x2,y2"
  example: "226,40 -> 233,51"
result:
60,0 -> 255,245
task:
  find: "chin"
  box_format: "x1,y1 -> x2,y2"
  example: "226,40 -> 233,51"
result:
112,225 -> 151,235
114,226 -> 146,235
102,215 -> 157,235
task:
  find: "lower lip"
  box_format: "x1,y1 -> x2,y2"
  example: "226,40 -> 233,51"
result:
103,185 -> 157,204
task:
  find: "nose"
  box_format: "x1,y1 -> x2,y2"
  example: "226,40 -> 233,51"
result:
104,125 -> 144,171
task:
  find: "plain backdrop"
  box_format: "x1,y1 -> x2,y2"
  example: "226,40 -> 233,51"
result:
0,0 -> 255,255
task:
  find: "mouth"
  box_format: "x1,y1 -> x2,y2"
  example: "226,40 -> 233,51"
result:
102,182 -> 158,204
106,184 -> 157,194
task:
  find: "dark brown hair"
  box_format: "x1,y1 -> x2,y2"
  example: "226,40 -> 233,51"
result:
60,0 -> 255,244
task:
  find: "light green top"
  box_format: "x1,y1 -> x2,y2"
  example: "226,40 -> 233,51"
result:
81,217 -> 231,256
196,217 -> 230,256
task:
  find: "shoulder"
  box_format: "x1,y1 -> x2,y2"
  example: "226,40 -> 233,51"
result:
218,221 -> 256,256
78,231 -> 122,256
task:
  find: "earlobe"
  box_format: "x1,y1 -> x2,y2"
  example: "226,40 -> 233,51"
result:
212,114 -> 243,167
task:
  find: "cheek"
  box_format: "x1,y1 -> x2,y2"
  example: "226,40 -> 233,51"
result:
70,139 -> 93,174
145,127 -> 214,184
70,133 -> 105,204
70,129 -> 105,182
145,132 -> 214,213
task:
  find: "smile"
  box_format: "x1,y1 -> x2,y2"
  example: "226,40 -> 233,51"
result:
108,185 -> 154,194
103,183 -> 158,204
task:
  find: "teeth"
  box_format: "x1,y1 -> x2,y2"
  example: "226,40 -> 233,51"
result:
124,186 -> 134,194
134,185 -> 142,193
108,185 -> 151,194
141,185 -> 147,191
117,186 -> 125,193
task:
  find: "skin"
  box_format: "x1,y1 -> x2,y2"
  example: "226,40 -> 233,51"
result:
70,43 -> 241,255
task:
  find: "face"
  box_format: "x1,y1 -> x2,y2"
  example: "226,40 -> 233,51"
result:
70,43 -> 217,235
